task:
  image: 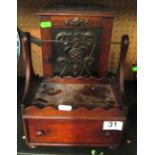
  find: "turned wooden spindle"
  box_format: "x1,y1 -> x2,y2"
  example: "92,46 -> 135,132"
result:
21,32 -> 36,104
116,35 -> 129,96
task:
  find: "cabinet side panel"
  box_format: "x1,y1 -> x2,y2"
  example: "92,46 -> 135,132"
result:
98,18 -> 113,76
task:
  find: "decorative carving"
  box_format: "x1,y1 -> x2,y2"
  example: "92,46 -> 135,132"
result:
65,17 -> 89,27
56,57 -> 67,76
55,30 -> 97,76
84,56 -> 95,67
68,48 -> 82,62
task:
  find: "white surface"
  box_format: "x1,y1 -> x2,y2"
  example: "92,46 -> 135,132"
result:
58,105 -> 72,111
103,121 -> 123,131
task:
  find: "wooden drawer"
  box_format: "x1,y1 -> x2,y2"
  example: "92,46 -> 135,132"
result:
50,16 -> 102,28
26,119 -> 123,146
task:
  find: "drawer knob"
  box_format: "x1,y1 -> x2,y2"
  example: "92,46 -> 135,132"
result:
104,131 -> 112,136
36,130 -> 45,136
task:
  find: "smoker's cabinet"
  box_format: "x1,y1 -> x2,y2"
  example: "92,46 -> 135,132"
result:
21,5 -> 129,148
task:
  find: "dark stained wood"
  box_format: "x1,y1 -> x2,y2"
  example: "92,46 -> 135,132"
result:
111,81 -> 124,109
36,7 -> 114,17
44,76 -> 110,84
28,142 -> 119,147
27,119 -> 123,145
22,33 -> 35,103
22,104 -> 126,147
21,104 -> 31,145
21,5 -> 129,148
22,118 -> 30,145
23,106 -> 125,118
40,17 -> 53,76
40,16 -> 114,77
37,11 -> 114,17
38,6 -> 114,77
116,35 -> 129,95
51,16 -> 102,28
98,18 -> 113,76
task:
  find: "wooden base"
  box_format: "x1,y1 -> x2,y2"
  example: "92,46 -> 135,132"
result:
22,105 -> 126,147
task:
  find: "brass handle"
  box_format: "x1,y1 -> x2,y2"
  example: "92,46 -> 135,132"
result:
36,130 -> 45,136
65,17 -> 89,26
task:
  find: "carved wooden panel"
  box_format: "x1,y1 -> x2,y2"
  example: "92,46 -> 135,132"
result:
52,29 -> 102,77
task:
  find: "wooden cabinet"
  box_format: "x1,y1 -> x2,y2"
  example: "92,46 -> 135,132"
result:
21,5 -> 129,148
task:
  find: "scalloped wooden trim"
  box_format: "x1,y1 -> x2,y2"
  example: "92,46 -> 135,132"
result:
23,105 -> 125,118
43,76 -> 111,84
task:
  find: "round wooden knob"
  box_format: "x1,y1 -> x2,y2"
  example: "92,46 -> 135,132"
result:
36,130 -> 45,136
104,131 -> 112,136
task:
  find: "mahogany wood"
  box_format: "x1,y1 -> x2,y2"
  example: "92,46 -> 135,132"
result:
22,33 -> 40,105
36,9 -> 114,17
26,119 -> 123,145
39,12 -> 114,77
98,18 -> 113,76
22,105 -> 126,147
21,5 -> 129,148
40,17 -> 53,76
22,33 -> 35,103
51,16 -> 102,28
23,106 -> 125,118
43,76 -> 110,84
116,35 -> 129,95
27,143 -> 119,147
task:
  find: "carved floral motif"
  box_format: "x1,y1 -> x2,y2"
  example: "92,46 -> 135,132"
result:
55,31 -> 96,76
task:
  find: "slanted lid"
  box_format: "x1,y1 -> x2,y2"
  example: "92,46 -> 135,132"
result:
36,4 -> 114,17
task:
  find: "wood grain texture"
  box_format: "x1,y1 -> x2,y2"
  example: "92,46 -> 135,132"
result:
23,106 -> 125,118
36,9 -> 114,17
116,35 -> 129,95
26,119 -> 123,145
40,15 -> 113,77
51,16 -> 102,28
98,18 -> 113,76
22,33 -> 37,104
43,76 -> 110,84
40,16 -> 53,76
27,142 -> 119,147
21,6 -> 128,148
